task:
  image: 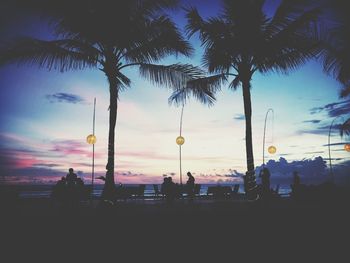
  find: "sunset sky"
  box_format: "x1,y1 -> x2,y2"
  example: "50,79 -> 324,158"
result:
1,0 -> 349,185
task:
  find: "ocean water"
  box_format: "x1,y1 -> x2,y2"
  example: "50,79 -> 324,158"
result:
12,184 -> 291,198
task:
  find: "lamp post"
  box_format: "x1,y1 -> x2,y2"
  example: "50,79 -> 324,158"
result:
87,98 -> 96,202
176,104 -> 185,185
328,116 -> 344,181
262,108 -> 276,166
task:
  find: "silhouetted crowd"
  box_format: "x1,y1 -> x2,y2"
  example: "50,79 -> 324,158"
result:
51,168 -> 88,208
161,172 -> 196,203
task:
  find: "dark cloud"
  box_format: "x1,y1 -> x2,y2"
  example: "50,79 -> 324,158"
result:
310,106 -> 324,115
303,119 -> 321,124
309,100 -> 350,117
32,163 -> 61,168
256,157 -> 329,184
297,124 -> 343,136
233,114 -> 245,121
46,93 -> 85,104
117,171 -> 144,177
323,142 -> 348,147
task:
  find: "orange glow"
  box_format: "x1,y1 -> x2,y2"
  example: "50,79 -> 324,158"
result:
176,136 -> 185,145
268,145 -> 276,154
86,134 -> 96,144
345,144 -> 350,152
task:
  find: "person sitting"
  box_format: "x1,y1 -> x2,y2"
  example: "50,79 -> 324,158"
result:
161,176 -> 176,204
66,168 -> 78,185
51,176 -> 67,203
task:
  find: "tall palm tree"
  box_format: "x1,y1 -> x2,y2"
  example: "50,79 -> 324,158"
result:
0,0 -> 204,200
171,0 -> 321,199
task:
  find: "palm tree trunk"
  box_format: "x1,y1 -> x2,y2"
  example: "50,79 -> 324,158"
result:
242,79 -> 258,199
101,72 -> 118,201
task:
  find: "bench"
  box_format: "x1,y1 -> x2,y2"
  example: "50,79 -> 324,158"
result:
116,185 -> 145,199
207,185 -> 237,198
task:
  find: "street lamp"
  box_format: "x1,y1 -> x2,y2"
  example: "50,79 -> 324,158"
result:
268,145 -> 277,154
87,134 -> 96,144
176,105 -> 185,185
345,143 -> 350,152
263,109 -> 276,166
87,98 -> 96,202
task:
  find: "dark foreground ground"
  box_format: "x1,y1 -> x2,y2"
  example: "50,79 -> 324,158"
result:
1,196 -> 349,259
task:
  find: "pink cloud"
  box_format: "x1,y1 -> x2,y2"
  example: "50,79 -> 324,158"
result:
51,139 -> 103,158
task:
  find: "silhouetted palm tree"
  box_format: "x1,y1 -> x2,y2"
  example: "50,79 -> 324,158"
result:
340,119 -> 350,137
0,0 -> 203,199
171,0 -> 321,198
317,0 -> 350,135
317,0 -> 350,97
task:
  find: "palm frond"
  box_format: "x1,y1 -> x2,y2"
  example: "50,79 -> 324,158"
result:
266,0 -> 315,36
185,6 -> 206,38
169,73 -> 227,106
340,118 -> 350,137
116,71 -> 131,90
340,84 -> 350,98
139,63 -> 204,89
319,24 -> 350,85
229,76 -> 241,90
137,0 -> 179,15
123,15 -> 193,63
267,7 -> 321,44
0,37 -> 98,72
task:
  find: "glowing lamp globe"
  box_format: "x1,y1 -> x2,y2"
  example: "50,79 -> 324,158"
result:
345,143 -> 350,152
87,134 -> 97,144
268,145 -> 277,154
176,136 -> 185,145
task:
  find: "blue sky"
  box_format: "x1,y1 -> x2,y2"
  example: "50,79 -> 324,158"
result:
0,0 -> 349,185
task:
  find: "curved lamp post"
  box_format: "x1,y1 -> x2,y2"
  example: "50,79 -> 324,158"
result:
176,105 -> 185,185
262,108 -> 276,166
87,98 -> 96,201
328,116 -> 345,181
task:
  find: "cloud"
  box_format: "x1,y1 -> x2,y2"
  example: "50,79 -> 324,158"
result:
50,139 -> 103,158
302,120 -> 321,124
233,114 -> 245,121
296,124 -> 343,136
309,99 -> 350,117
255,156 -> 329,183
32,163 -> 61,168
117,171 -> 144,177
46,93 -> 85,104
163,172 -> 176,177
323,142 -> 348,147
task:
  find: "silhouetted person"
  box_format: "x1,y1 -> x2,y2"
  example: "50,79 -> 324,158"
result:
66,168 -> 78,185
291,171 -> 301,199
186,172 -> 195,199
259,167 -> 271,198
161,177 -> 176,204
64,168 -> 83,209
52,176 -> 67,204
